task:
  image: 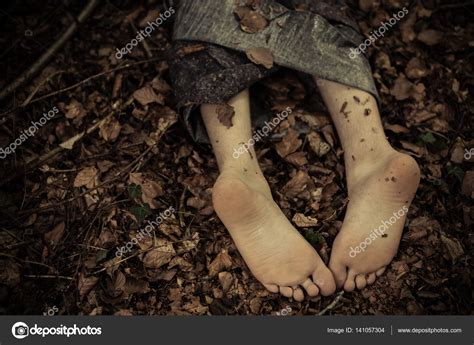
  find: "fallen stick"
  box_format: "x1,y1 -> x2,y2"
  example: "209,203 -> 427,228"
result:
0,0 -> 100,102
317,291 -> 344,315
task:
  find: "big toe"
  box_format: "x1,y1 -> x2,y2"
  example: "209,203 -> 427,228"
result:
312,265 -> 336,296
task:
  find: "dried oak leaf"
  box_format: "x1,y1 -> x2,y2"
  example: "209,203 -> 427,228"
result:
74,167 -> 99,188
216,104 -> 235,128
275,127 -> 302,158
142,239 -> 176,269
99,116 -> 121,142
245,47 -> 274,69
208,250 -> 233,277
234,6 -> 268,34
292,213 -> 318,227
133,85 -> 165,106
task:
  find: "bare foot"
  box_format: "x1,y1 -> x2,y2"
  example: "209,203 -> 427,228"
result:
212,172 -> 336,300
329,151 -> 420,291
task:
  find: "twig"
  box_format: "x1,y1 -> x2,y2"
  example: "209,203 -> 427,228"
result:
0,0 -> 100,102
0,57 -> 163,122
24,274 -> 74,280
317,291 -> 344,315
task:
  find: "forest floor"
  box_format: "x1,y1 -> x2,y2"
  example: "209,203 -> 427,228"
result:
0,0 -> 472,315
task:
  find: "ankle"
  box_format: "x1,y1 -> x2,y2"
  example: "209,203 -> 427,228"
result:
217,167 -> 272,199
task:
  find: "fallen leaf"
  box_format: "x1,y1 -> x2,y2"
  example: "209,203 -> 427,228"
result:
282,170 -> 311,199
208,250 -> 233,277
440,234 -> 464,262
275,128 -> 302,158
216,104 -> 235,128
142,239 -> 176,269
74,167 -> 99,188
292,213 -> 318,227
234,6 -> 268,33
417,29 -> 443,46
245,47 -> 274,69
78,273 -> 99,298
99,116 -> 121,142
218,271 -> 233,292
63,99 -> 87,120
133,86 -> 164,106
128,173 -> 163,208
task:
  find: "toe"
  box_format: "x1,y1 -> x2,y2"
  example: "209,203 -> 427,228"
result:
366,273 -> 376,285
292,286 -> 305,302
301,278 -> 319,297
312,265 -> 336,296
376,267 -> 386,276
329,258 -> 347,289
343,270 -> 357,292
355,274 -> 367,290
279,286 -> 293,298
264,283 -> 279,293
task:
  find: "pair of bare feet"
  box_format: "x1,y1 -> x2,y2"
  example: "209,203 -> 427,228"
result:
201,79 -> 420,301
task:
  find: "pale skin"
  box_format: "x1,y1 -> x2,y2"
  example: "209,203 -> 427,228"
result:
200,78 -> 420,300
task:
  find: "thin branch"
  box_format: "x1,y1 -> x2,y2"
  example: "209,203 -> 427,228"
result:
0,0 -> 100,102
317,291 -> 344,315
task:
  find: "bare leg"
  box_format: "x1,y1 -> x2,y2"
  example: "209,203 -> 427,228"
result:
201,89 -> 336,300
315,79 -> 420,291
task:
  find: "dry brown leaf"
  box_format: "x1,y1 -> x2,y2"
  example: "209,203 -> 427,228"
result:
307,131 -> 331,157
385,123 -> 410,134
282,170 -> 311,199
133,85 -> 164,106
142,239 -> 176,269
440,234 -> 464,262
99,116 -> 121,142
44,221 -> 65,247
405,57 -> 430,79
216,104 -> 235,129
275,128 -> 302,158
390,74 -> 415,100
74,167 -> 99,188
63,99 -> 87,119
234,6 -> 268,33
417,29 -> 443,46
208,250 -> 233,277
292,213 -> 318,227
245,47 -> 273,69
128,173 -> 163,208
285,151 -> 307,166
218,271 -> 233,292
175,44 -> 206,58
78,273 -> 99,298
